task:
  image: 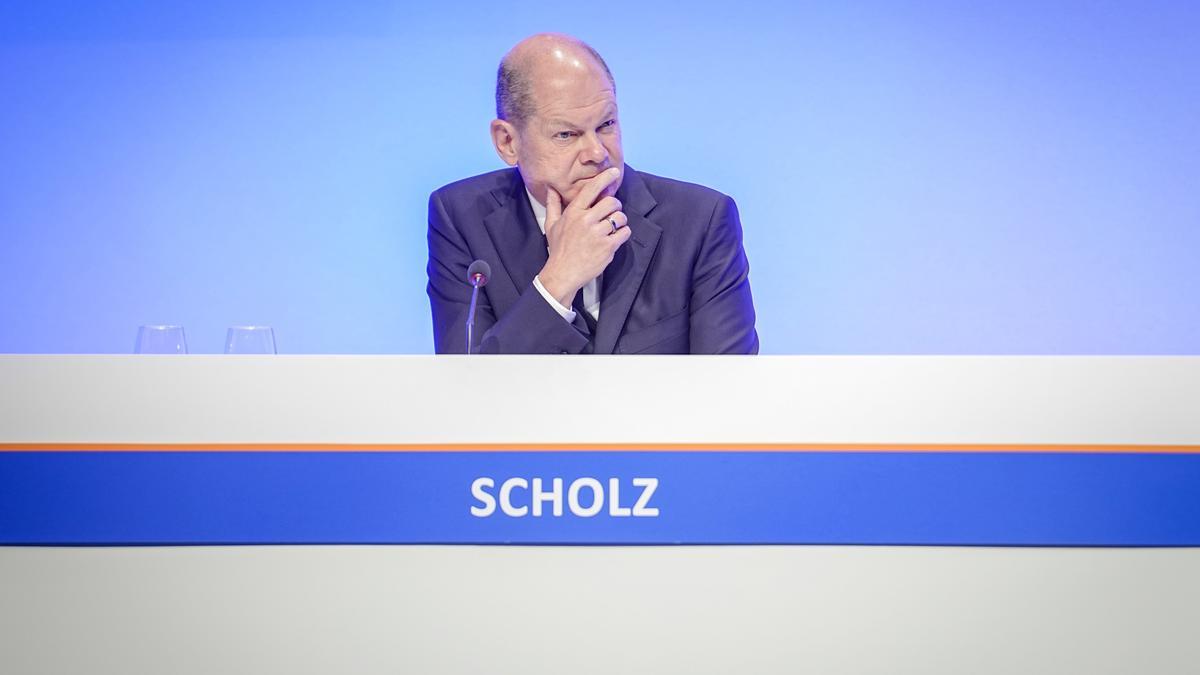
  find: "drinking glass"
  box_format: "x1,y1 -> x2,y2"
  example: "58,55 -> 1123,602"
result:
225,326 -> 277,354
135,325 -> 188,354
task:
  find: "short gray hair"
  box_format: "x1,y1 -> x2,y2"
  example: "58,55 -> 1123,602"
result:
496,40 -> 616,127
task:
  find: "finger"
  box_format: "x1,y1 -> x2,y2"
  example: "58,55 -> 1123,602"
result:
588,196 -> 622,221
597,212 -> 628,239
599,179 -> 620,202
570,167 -> 621,212
545,186 -> 563,230
602,211 -> 629,236
609,222 -> 633,247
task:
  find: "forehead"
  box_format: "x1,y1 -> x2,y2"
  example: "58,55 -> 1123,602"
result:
537,96 -> 617,129
530,64 -> 617,124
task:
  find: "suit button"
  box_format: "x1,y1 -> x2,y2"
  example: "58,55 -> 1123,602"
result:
560,350 -> 568,354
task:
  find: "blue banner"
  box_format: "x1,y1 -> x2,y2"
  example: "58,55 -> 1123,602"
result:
2,450 -> 1199,545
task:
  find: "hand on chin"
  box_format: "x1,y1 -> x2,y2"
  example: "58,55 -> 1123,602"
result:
565,174 -> 620,205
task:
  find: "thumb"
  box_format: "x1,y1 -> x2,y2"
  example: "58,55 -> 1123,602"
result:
545,186 -> 563,231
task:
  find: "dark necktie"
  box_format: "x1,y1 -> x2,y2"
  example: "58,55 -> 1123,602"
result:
572,288 -> 596,353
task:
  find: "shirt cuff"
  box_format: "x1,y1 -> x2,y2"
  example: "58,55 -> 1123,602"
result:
533,275 -> 577,322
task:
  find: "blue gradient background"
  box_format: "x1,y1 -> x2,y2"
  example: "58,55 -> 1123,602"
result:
1,1 -> 1197,354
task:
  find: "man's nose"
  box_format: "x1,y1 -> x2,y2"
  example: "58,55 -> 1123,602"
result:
581,132 -> 608,164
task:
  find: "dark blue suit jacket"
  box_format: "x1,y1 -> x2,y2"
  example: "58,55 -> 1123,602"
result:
427,165 -> 758,354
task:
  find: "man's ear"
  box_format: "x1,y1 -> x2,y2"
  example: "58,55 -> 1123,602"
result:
490,119 -> 520,166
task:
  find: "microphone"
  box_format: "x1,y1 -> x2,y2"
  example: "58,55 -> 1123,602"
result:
465,260 -> 491,355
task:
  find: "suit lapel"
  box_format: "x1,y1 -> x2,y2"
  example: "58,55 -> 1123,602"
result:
483,170 -> 548,300
594,168 -> 661,354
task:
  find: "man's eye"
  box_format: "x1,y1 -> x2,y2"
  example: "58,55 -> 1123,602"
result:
554,131 -> 574,140
599,119 -> 616,129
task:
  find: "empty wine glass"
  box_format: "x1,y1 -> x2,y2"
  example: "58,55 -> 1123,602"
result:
225,326 -> 277,354
135,325 -> 188,354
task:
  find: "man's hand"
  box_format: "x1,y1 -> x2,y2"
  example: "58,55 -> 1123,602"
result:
538,167 -> 631,307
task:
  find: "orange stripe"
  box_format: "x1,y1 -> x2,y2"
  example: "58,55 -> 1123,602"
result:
1,442 -> 1198,453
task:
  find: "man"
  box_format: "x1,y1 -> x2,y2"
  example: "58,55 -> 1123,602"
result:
427,33 -> 758,354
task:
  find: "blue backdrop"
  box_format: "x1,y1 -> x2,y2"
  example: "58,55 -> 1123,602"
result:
2,1 -> 1197,354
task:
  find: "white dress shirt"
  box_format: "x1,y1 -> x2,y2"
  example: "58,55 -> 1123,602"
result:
527,189 -> 601,323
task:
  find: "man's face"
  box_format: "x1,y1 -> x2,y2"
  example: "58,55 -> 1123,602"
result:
514,64 -> 624,207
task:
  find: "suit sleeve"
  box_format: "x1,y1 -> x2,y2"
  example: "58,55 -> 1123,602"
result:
688,195 -> 760,354
426,190 -> 590,354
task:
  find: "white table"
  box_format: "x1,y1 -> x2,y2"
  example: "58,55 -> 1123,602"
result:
2,356 -> 1199,673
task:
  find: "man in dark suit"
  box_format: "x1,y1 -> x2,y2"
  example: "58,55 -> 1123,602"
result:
427,33 -> 757,354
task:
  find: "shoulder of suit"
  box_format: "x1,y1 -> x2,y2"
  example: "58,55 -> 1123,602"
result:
631,169 -> 732,210
431,167 -> 517,204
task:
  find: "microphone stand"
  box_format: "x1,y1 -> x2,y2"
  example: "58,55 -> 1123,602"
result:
466,277 -> 482,355
464,260 -> 491,355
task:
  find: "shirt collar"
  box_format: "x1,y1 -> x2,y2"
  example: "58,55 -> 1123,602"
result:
525,188 -> 547,235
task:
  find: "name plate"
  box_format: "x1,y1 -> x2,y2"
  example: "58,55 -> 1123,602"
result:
2,445 -> 1199,544
3,356 -> 1199,545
